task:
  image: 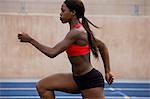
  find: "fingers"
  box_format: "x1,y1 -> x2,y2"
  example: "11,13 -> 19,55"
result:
108,76 -> 114,85
17,32 -> 24,42
17,32 -> 25,40
17,32 -> 31,42
17,33 -> 22,40
106,73 -> 114,85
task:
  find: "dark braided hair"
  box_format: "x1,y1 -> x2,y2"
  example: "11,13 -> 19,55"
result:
64,0 -> 99,58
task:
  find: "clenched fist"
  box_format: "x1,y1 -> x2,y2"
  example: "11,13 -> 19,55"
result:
105,71 -> 114,85
18,32 -> 33,43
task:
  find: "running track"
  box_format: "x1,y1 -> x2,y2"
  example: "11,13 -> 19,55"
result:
0,80 -> 149,99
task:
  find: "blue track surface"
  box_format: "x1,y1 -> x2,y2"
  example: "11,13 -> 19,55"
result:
0,81 -> 150,99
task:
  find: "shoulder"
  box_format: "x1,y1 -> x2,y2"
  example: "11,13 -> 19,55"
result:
66,28 -> 84,40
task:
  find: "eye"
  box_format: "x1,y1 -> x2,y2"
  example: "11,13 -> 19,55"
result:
61,7 -> 64,12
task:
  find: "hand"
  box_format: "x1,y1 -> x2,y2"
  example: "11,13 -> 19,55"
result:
18,32 -> 33,43
105,71 -> 114,85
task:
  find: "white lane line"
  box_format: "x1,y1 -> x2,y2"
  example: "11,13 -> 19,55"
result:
0,88 -> 36,90
0,96 -> 149,99
0,88 -> 149,91
108,87 -> 130,99
0,96 -> 81,99
109,88 -> 150,91
106,97 -> 150,99
0,79 -> 149,83
0,96 -> 40,99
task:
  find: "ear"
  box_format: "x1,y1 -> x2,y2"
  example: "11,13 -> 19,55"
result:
71,10 -> 76,16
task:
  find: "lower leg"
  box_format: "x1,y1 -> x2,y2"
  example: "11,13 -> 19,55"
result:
36,84 -> 55,99
40,91 -> 55,99
81,87 -> 105,99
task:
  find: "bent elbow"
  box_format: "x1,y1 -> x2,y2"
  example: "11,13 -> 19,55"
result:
47,52 -> 57,58
97,42 -> 105,49
102,43 -> 107,49
45,51 -> 57,58
49,54 -> 56,58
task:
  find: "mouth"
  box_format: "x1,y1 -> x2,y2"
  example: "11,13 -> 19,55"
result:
60,17 -> 62,21
60,17 -> 66,23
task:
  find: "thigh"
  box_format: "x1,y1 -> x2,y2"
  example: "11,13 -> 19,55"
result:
81,87 -> 105,99
37,73 -> 80,94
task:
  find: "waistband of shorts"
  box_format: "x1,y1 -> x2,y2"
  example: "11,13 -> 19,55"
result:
73,68 -> 97,78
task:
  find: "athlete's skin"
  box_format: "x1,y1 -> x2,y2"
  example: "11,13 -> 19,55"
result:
18,2 -> 114,99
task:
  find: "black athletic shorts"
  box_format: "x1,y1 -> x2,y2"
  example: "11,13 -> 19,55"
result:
73,68 -> 104,90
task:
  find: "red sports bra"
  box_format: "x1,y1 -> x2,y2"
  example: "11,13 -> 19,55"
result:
66,23 -> 90,56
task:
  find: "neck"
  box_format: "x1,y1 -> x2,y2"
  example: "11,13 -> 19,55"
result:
69,17 -> 80,29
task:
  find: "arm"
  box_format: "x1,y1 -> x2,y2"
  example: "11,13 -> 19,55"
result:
95,38 -> 114,85
18,30 -> 80,58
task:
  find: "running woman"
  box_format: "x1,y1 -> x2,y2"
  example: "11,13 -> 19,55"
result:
18,0 -> 114,98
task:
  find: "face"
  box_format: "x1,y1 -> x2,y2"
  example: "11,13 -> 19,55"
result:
60,3 -> 74,23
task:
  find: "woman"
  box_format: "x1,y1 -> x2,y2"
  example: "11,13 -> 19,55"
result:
18,0 -> 114,98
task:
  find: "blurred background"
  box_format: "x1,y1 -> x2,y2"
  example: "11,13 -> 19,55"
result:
0,0 -> 149,81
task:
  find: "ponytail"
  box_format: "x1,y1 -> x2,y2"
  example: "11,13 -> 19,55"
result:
82,17 -> 99,58
64,0 -> 99,58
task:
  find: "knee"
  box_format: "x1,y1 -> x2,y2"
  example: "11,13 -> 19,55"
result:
36,81 -> 47,95
36,82 -> 55,98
